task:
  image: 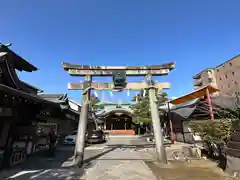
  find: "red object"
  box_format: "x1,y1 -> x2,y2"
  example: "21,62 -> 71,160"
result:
206,88 -> 214,120
105,129 -> 135,135
171,132 -> 176,144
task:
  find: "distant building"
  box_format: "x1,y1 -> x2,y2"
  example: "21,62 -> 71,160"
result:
193,54 -> 240,96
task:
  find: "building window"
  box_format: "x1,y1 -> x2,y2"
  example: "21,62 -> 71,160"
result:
235,81 -> 238,85
217,69 -> 219,72
206,69 -> 212,74
208,78 -> 213,83
232,72 -> 235,76
225,74 -> 228,79
230,62 -> 232,66
219,77 -> 222,80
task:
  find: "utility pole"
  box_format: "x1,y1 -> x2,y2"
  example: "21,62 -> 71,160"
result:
74,75 -> 92,167
146,74 -> 167,163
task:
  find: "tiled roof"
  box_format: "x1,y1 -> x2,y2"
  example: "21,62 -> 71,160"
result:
38,93 -> 68,103
0,44 -> 38,72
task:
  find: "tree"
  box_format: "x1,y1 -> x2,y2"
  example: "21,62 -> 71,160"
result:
131,96 -> 151,124
130,89 -> 168,124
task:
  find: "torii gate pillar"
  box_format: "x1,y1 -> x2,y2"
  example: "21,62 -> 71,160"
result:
146,74 -> 167,163
75,75 -> 92,167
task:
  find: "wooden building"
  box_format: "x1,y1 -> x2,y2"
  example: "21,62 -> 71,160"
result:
0,44 -> 58,168
0,44 -> 80,169
38,94 -> 79,135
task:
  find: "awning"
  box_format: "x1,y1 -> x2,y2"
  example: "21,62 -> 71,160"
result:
169,84 -> 219,105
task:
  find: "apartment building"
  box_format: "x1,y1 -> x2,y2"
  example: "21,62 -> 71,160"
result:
193,54 -> 240,96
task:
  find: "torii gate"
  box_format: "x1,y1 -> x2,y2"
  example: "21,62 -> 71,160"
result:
62,62 -> 175,167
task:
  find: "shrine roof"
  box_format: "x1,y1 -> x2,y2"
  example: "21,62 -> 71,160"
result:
0,84 -> 55,105
38,93 -> 68,103
0,44 -> 38,72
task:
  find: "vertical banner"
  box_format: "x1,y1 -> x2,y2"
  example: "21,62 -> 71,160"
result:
143,89 -> 146,97
135,92 -> 138,103
94,91 -> 98,97
127,90 -> 130,97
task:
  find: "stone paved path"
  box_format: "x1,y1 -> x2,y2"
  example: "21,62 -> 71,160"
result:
81,159 -> 157,180
80,136 -> 158,180
81,148 -> 157,180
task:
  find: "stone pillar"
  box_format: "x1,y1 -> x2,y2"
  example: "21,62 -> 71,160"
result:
146,74 -> 167,163
74,75 -> 92,167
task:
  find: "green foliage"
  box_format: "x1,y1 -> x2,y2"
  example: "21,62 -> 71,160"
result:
131,97 -> 151,124
131,90 -> 168,124
189,119 -> 235,144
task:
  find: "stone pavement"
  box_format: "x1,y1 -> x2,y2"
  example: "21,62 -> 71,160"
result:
81,159 -> 157,180
1,136 -> 232,180
81,147 -> 158,179
0,136 -> 159,180
0,146 -> 101,180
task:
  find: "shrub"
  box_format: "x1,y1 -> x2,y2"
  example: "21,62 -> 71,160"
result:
189,119 -> 235,144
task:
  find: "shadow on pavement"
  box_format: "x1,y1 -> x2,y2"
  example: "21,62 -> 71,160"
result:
0,146 -> 87,180
105,143 -> 171,148
83,145 -> 122,164
1,141 -> 172,179
83,143 -> 162,164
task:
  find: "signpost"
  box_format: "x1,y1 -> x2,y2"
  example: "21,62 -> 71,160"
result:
62,61 -> 175,167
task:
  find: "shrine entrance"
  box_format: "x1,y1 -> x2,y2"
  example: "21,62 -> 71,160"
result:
105,113 -> 135,135
96,108 -> 135,135
106,113 -> 132,130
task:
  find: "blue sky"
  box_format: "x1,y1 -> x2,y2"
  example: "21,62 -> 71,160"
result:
1,0 -> 240,104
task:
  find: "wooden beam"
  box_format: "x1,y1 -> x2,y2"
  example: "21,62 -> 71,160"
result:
68,82 -> 171,90
62,62 -> 176,70
169,84 -> 219,105
61,62 -> 176,76
67,69 -> 170,76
